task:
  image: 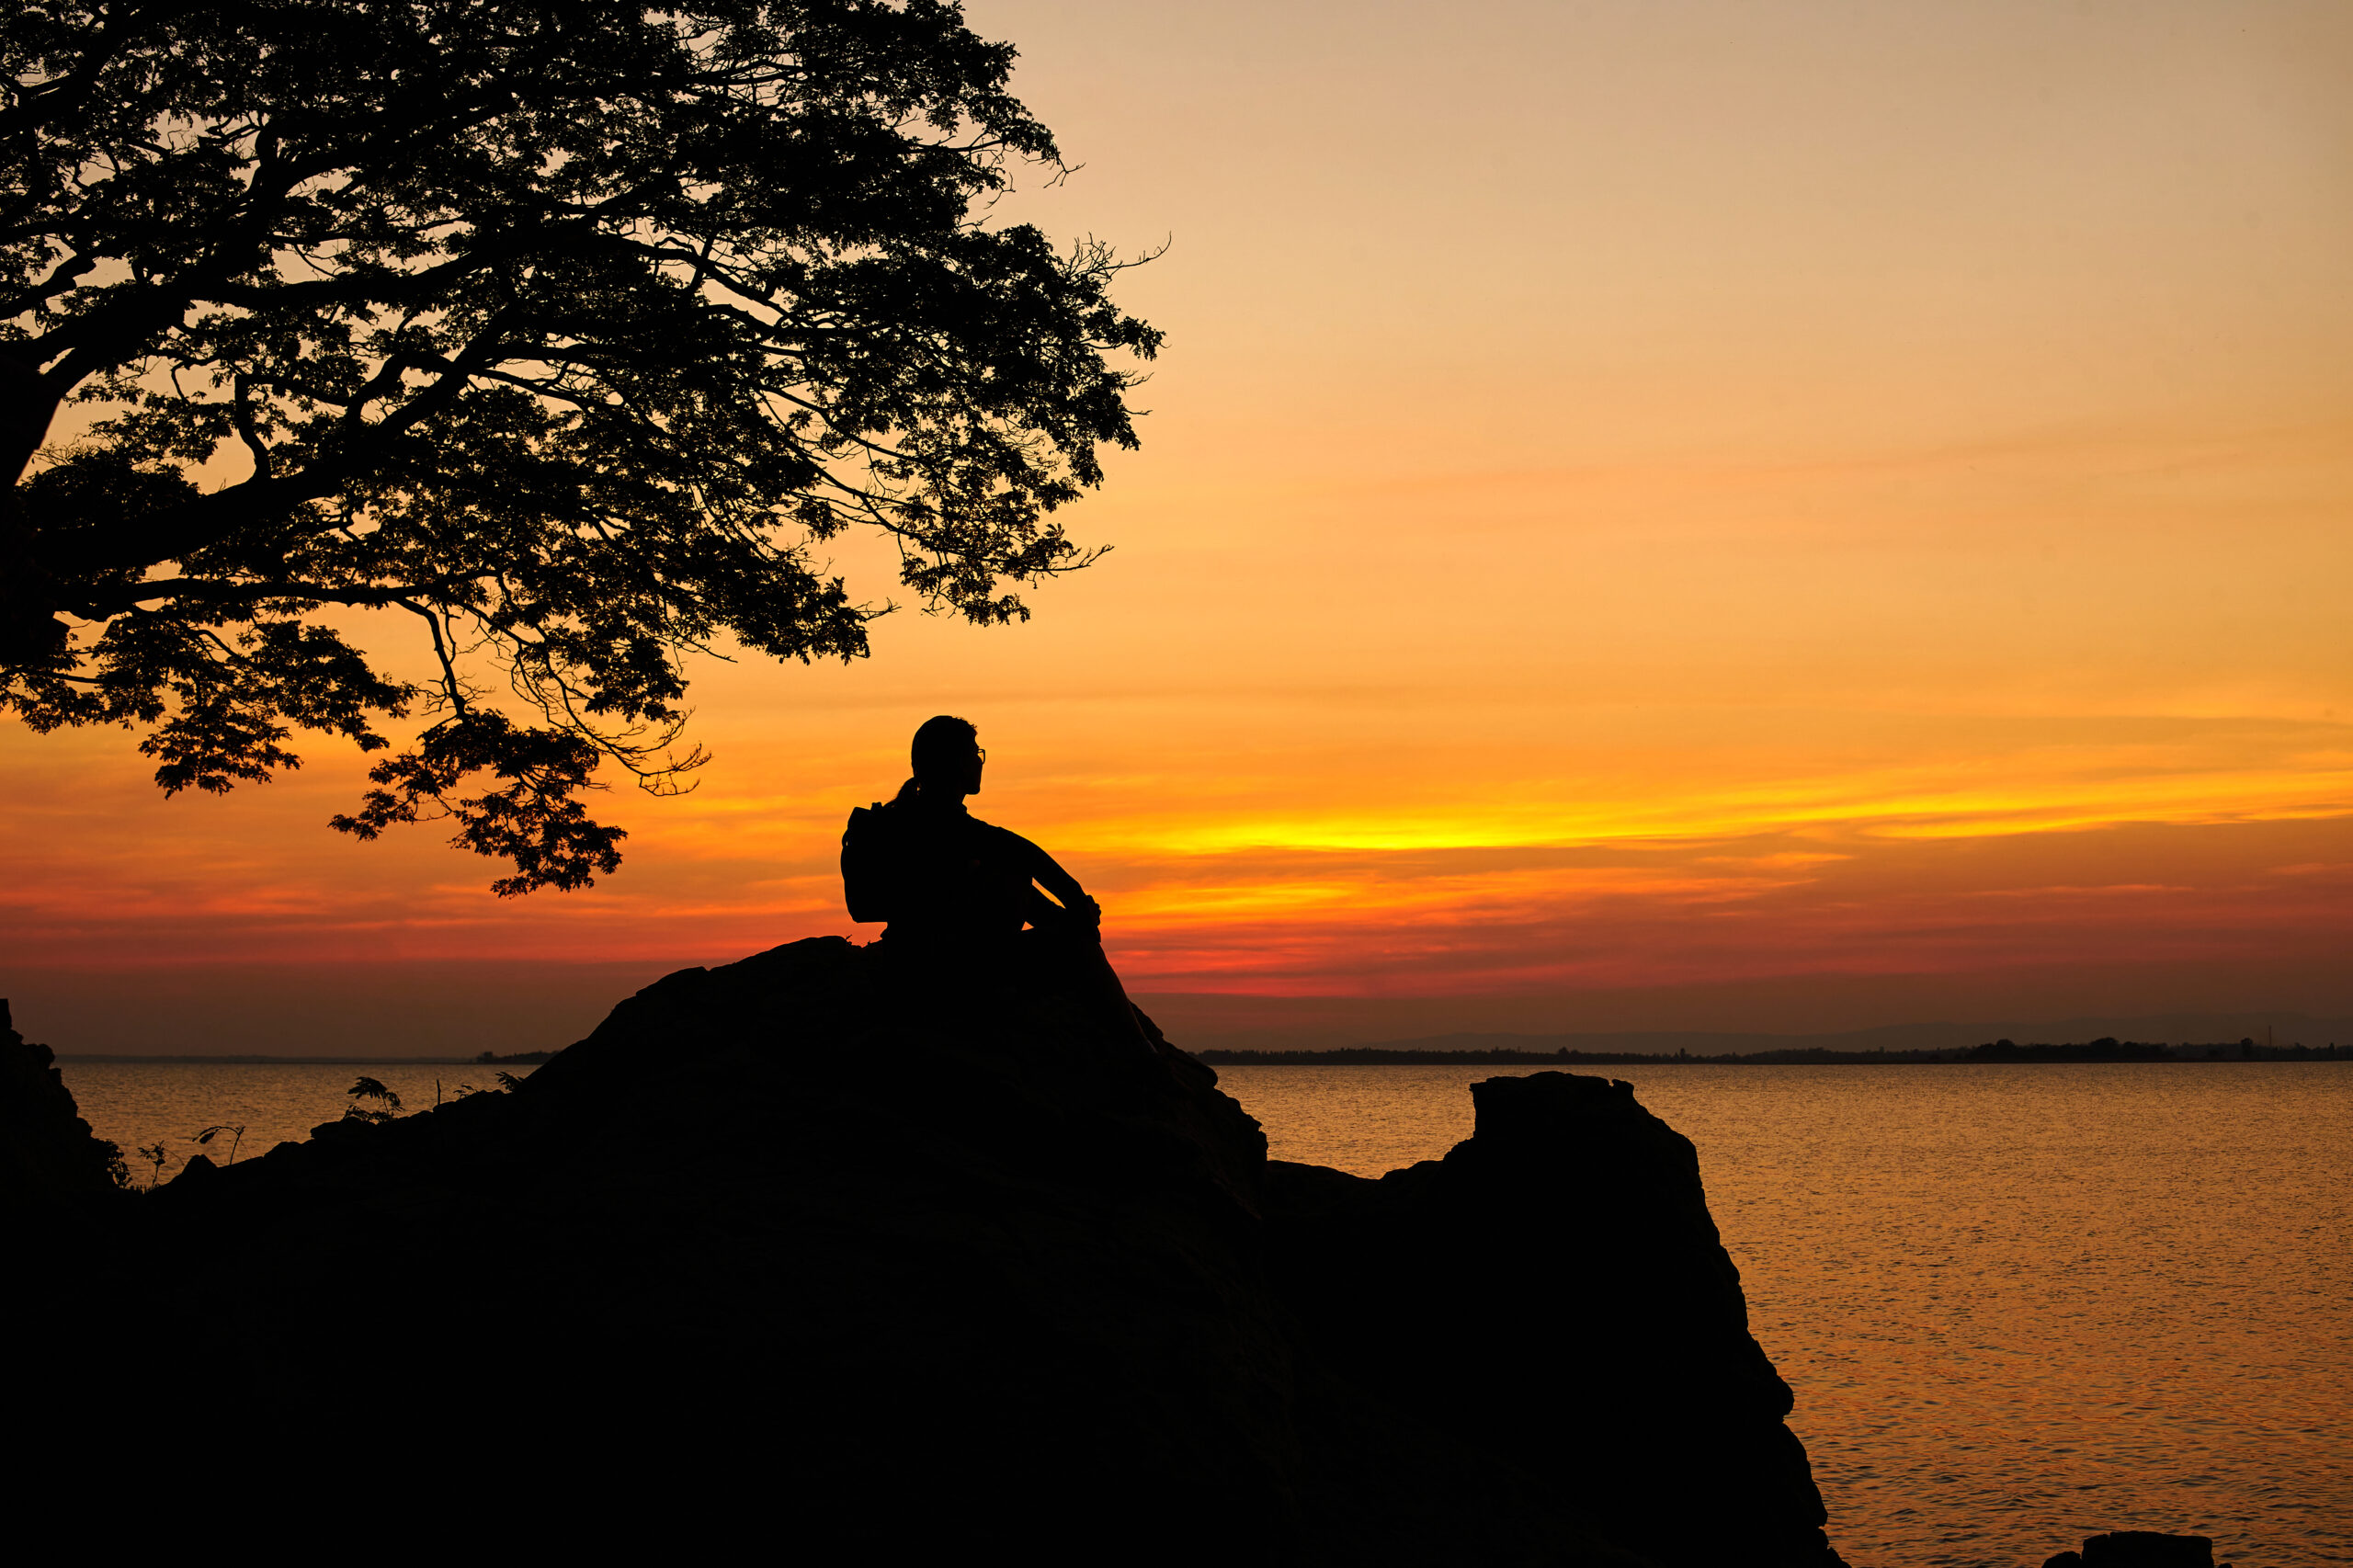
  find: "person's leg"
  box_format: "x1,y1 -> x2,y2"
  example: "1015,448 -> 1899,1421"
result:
1018,919 -> 1156,1055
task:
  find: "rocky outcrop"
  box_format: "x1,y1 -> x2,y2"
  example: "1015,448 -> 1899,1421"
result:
0,997 -> 124,1219
2045,1531 -> 2222,1568
1267,1072 -> 1836,1567
21,940 -> 1838,1563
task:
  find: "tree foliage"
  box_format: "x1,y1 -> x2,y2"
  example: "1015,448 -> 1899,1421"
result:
0,0 -> 1158,892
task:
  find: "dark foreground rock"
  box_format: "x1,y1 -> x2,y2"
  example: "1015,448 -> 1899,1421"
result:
2045,1531 -> 2222,1568
18,940 -> 1839,1563
1267,1072 -> 1831,1564
1,998 -> 125,1223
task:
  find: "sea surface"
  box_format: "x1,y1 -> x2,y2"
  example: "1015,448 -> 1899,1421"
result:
1215,1062 -> 2352,1568
59,1059 -> 2350,1567
63,1062 -> 538,1182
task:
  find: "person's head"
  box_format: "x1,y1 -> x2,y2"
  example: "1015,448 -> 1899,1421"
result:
909,714 -> 983,798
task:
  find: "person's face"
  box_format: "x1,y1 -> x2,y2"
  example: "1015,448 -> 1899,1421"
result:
955,739 -> 985,797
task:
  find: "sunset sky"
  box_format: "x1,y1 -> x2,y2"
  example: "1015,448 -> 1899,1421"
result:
6,0 -> 2349,1054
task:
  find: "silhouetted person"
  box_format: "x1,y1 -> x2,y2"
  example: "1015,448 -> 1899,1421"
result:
843,716 -> 1156,1053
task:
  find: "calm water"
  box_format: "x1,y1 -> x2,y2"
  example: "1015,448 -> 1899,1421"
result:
62,1062 -> 535,1185
60,1060 -> 2349,1565
1217,1062 -> 2352,1568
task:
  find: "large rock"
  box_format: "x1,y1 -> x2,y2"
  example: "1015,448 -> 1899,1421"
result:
1267,1071 -> 1836,1567
0,997 -> 125,1220
2044,1531 -> 2220,1568
21,940 -> 1839,1562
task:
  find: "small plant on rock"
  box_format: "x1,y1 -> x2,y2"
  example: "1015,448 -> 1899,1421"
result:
343,1078 -> 403,1125
190,1124 -> 245,1165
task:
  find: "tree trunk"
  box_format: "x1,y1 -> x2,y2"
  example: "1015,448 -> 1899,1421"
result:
0,347 -> 65,669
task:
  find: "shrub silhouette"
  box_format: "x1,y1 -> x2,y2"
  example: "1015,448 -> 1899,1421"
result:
342,1076 -> 403,1126
133,1141 -> 169,1190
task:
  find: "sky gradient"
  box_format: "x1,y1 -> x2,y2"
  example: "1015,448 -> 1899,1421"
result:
6,0 -> 2349,1053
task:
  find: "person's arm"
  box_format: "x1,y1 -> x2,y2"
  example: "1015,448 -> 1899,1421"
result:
1006,830 -> 1100,928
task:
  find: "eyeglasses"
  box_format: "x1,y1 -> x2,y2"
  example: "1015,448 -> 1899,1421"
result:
974,746 -> 986,763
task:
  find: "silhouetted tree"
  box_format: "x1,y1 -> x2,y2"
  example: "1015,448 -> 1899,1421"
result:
1,1 -> 1158,892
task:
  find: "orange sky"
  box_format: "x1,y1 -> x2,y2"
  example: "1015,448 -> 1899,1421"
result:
6,0 -> 2350,1052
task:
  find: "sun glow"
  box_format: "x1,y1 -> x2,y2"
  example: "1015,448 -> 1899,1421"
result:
6,0 -> 2352,1049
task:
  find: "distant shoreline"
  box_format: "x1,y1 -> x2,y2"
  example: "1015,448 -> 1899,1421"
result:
55,1045 -> 2347,1067
1199,1043 -> 2348,1066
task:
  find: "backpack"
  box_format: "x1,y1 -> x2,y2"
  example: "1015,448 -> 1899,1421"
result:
840,802 -> 892,923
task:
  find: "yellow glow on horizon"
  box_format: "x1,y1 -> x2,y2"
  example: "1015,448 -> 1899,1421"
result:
6,1 -> 2352,1038
1032,764 -> 2353,859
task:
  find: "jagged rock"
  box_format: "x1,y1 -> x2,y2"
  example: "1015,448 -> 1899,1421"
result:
2045,1531 -> 2219,1568
0,997 -> 125,1217
1266,1071 -> 1836,1567
20,940 -> 1843,1562
165,1153 -> 218,1188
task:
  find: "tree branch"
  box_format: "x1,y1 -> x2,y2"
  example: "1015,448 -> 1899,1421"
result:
0,2 -> 207,142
